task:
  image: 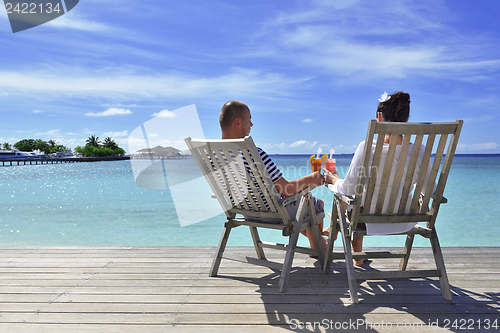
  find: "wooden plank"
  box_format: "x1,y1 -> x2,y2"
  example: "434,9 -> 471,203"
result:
0,246 -> 498,332
375,133 -> 398,214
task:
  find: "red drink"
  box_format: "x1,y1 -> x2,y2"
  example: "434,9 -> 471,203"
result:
325,159 -> 336,173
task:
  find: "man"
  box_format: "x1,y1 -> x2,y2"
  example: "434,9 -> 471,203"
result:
219,100 -> 327,251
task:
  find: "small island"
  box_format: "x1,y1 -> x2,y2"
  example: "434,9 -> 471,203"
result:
130,145 -> 188,160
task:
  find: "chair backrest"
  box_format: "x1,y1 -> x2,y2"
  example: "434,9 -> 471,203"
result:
185,136 -> 291,224
352,119 -> 463,229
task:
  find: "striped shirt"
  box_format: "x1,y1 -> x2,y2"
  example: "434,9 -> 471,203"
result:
255,147 -> 283,183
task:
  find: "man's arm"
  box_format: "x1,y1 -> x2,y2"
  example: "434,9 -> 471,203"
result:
273,171 -> 324,197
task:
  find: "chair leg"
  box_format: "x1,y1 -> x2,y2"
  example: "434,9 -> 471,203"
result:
278,196 -> 309,293
430,230 -> 453,301
308,195 -> 325,268
209,221 -> 232,277
249,226 -> 266,260
337,201 -> 358,303
278,219 -> 301,293
323,202 -> 338,273
398,233 -> 415,271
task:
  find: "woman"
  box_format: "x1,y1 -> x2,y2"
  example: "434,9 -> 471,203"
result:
323,91 -> 435,266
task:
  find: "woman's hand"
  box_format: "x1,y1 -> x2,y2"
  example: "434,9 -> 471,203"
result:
323,168 -> 340,185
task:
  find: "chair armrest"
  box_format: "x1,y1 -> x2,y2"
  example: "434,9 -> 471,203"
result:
421,194 -> 448,204
334,193 -> 356,205
279,184 -> 319,206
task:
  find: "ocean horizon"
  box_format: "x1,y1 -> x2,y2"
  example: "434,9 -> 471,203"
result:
1,154 -> 499,248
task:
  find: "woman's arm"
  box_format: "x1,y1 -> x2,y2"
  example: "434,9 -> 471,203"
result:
324,141 -> 366,195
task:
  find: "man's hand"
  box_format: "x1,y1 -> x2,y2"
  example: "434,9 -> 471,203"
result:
274,171 -> 325,197
310,171 -> 325,186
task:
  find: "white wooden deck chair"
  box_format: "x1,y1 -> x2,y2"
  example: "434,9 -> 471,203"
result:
185,136 -> 325,293
323,119 -> 463,303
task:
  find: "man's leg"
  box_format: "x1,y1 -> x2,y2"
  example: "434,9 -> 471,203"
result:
288,197 -> 327,250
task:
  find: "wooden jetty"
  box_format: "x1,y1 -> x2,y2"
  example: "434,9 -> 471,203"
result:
0,156 -> 129,167
0,246 -> 498,332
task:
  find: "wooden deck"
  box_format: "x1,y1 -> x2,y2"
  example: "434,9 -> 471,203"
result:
0,246 -> 499,332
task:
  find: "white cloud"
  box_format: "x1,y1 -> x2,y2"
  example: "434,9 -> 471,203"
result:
302,119 -> 313,123
45,13 -> 112,32
0,67 -> 307,102
290,140 -> 318,148
262,1 -> 500,82
32,109 -> 44,114
103,131 -> 129,137
152,110 -> 176,118
36,129 -> 60,136
461,114 -> 496,123
102,103 -> 138,108
457,142 -> 499,152
85,108 -> 132,117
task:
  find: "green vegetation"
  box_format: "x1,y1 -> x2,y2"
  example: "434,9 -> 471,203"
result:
75,136 -> 125,157
3,136 -> 126,158
12,139 -> 70,155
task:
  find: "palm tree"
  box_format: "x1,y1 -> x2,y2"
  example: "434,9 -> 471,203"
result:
2,142 -> 12,150
103,137 -> 118,150
86,135 -> 101,147
48,140 -> 57,149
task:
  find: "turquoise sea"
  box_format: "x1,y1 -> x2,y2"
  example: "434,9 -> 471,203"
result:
1,155 -> 499,247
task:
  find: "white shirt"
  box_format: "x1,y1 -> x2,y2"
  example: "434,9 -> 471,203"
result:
328,140 -> 435,235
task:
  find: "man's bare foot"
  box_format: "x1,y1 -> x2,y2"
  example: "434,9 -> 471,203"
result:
309,237 -> 328,258
354,259 -> 368,267
309,236 -> 328,251
322,236 -> 328,250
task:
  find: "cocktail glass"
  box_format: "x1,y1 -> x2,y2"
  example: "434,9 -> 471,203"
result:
309,152 -> 327,173
325,158 -> 336,173
310,158 -> 322,173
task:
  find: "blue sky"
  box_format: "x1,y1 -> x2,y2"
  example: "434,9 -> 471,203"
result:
1,0 -> 499,154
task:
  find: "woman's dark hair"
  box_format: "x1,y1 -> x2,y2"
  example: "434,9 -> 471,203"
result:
377,91 -> 410,122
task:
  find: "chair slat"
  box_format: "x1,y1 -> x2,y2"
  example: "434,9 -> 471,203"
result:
212,148 -> 251,211
397,134 -> 423,215
427,120 -> 463,228
385,134 -> 411,215
375,122 -> 459,135
228,147 -> 268,213
197,146 -> 234,212
363,134 -> 385,215
421,134 -> 448,213
222,148 -> 256,211
240,148 -> 277,213
354,120 -> 377,222
409,134 -> 435,214
375,133 -> 399,215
